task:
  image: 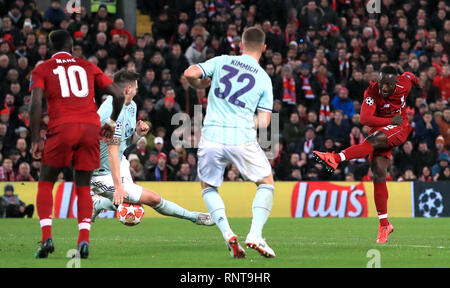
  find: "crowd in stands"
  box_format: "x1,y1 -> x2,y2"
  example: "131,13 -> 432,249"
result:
0,0 -> 449,183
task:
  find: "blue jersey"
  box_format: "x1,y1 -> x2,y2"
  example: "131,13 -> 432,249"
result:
197,54 -> 273,145
94,96 -> 136,176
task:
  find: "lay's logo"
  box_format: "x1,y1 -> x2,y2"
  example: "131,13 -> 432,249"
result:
291,182 -> 368,218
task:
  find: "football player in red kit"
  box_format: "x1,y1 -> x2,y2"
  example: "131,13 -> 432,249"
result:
313,66 -> 418,243
29,30 -> 125,258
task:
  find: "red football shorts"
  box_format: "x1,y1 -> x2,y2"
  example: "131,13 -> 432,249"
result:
369,123 -> 413,161
41,123 -> 102,171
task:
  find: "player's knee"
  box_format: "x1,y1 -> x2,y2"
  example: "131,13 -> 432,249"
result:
367,131 -> 387,150
257,174 -> 274,186
140,188 -> 161,207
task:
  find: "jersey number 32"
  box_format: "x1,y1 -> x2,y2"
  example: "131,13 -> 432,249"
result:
214,65 -> 255,108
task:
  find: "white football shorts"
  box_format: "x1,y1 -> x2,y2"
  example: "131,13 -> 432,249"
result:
197,137 -> 272,187
90,155 -> 143,203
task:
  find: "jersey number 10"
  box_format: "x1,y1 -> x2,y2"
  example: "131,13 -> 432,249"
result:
53,65 -> 89,98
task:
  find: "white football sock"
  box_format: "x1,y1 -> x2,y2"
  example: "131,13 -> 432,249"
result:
249,184 -> 274,238
153,197 -> 197,222
202,187 -> 233,241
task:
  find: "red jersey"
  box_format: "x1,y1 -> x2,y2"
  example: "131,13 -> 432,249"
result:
360,72 -> 418,129
29,52 -> 113,129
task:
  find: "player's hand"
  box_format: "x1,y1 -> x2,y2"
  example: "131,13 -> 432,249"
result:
136,120 -> 150,136
31,140 -> 44,160
101,123 -> 115,141
391,115 -> 403,126
199,78 -> 211,89
113,185 -> 126,206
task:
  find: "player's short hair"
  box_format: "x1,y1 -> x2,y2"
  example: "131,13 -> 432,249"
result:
49,30 -> 73,52
114,69 -> 140,86
380,65 -> 398,75
242,26 -> 265,51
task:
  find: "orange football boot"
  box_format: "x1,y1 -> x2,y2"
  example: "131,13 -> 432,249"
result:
312,151 -> 339,173
376,223 -> 394,243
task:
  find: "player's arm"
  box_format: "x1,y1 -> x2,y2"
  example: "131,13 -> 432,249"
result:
98,98 -> 125,205
254,111 -> 271,129
30,87 -> 43,159
402,72 -> 419,88
184,56 -> 220,89
29,65 -> 46,160
360,88 -> 397,127
255,78 -> 274,129
92,63 -> 125,139
103,83 -> 125,122
106,137 -> 126,206
183,65 -> 211,89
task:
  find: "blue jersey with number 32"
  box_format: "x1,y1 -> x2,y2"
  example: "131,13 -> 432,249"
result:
197,54 -> 273,145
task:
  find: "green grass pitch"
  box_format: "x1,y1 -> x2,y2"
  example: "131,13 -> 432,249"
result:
1,217 -> 450,268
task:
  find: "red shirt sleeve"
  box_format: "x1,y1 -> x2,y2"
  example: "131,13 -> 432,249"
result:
91,63 -> 113,90
402,72 -> 419,86
360,86 -> 392,127
29,63 -> 46,92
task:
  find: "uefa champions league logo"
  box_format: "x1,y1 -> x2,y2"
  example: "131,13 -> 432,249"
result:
418,188 -> 444,218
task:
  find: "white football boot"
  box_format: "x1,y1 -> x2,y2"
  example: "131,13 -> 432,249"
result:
245,233 -> 276,258
91,194 -> 103,222
194,212 -> 215,226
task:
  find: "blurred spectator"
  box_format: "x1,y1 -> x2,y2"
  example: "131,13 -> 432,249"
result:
185,35 -> 207,65
414,111 -> 441,149
16,162 -> 34,181
436,107 -> 450,148
43,0 -> 65,29
419,166 -> 433,182
331,87 -> 355,119
0,157 -> 16,181
176,162 -> 194,181
145,152 -> 175,181
282,112 -> 305,148
0,184 -> 34,218
325,110 -> 350,149
432,152 -> 449,178
128,153 -> 145,181
394,141 -> 416,176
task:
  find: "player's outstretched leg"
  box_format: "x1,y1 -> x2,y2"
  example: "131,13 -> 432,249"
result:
35,164 -> 60,258
313,131 -> 387,172
140,187 -> 215,226
246,179 -> 276,258
202,185 -> 245,258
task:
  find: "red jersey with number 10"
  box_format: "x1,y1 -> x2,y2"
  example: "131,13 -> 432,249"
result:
360,72 -> 419,129
29,52 -> 113,129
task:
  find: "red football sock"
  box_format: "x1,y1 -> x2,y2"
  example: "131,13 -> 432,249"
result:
335,140 -> 374,163
75,185 -> 93,245
374,181 -> 389,226
36,181 -> 55,242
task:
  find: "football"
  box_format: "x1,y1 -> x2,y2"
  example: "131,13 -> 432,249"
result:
118,203 -> 145,226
